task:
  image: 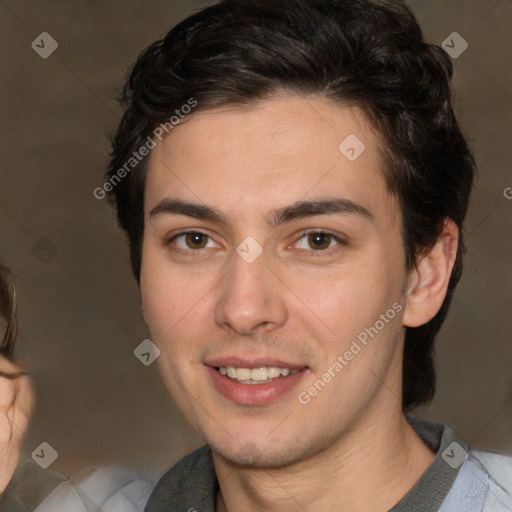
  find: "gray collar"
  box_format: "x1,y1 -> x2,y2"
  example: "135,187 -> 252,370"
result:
389,416 -> 468,511
144,416 -> 467,512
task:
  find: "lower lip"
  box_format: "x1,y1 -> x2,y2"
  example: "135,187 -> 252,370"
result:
207,366 -> 308,406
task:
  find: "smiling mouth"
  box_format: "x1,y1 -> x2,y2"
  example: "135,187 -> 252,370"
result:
217,366 -> 304,384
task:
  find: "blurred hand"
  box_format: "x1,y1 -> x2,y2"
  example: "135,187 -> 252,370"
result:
0,357 -> 34,494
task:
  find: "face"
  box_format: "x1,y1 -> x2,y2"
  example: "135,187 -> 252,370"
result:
140,95 -> 410,468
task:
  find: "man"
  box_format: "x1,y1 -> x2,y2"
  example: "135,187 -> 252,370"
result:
103,0 -> 511,510
1,0 -> 511,510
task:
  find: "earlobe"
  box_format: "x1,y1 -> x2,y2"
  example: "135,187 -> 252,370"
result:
403,219 -> 459,328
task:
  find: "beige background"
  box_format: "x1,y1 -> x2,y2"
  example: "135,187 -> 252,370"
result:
0,0 -> 511,478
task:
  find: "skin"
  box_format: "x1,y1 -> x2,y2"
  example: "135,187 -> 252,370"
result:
0,357 -> 33,494
140,95 -> 458,511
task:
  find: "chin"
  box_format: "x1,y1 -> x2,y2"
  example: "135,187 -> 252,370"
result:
214,444 -> 299,469
209,433 -> 328,470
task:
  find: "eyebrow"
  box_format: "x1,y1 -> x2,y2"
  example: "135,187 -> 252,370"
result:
149,197 -> 373,227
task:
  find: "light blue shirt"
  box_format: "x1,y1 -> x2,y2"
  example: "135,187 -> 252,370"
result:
439,450 -> 512,511
4,418 -> 511,511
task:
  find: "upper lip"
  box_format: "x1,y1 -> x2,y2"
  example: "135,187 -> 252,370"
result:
205,357 -> 307,370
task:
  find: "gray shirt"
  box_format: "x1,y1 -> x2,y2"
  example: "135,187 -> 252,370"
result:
143,417 -> 512,512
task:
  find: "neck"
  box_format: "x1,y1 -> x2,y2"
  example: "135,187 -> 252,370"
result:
213,412 -> 435,512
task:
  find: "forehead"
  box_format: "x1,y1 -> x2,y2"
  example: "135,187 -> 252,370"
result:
144,95 -> 398,226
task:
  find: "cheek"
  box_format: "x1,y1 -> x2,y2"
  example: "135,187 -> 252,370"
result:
282,254 -> 404,354
141,267 -> 202,390
140,248 -> 221,358
140,250 -> 191,340
283,263 -> 382,325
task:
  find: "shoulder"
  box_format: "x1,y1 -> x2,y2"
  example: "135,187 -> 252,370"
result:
1,459 -> 66,512
35,464 -> 155,512
440,449 -> 512,512
470,449 -> 512,478
470,450 -> 512,502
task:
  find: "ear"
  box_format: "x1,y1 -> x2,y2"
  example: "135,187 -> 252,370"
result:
403,219 -> 459,328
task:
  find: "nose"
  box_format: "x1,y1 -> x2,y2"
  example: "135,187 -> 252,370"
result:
214,250 -> 288,335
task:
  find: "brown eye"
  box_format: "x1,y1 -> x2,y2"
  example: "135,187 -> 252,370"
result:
184,232 -> 209,249
307,232 -> 332,250
168,231 -> 218,253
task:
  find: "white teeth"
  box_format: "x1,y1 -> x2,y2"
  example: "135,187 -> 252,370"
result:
218,366 -> 301,383
268,367 -> 281,378
251,367 -> 268,381
235,368 -> 251,381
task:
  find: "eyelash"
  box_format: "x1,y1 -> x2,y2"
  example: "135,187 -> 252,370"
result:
166,229 -> 346,256
294,230 -> 345,254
